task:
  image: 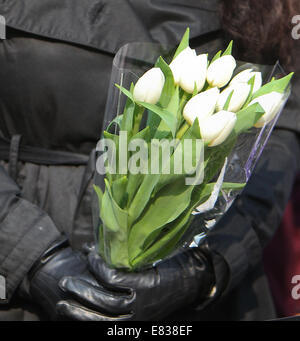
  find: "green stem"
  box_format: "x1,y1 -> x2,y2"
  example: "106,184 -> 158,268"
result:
132,105 -> 145,135
179,92 -> 190,112
176,122 -> 190,140
175,91 -> 191,133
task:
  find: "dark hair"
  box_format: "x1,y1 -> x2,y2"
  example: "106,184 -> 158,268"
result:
221,0 -> 300,71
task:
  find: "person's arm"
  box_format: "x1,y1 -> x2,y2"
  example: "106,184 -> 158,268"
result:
0,165 -> 105,321
0,165 -> 61,304
207,127 -> 300,296
207,73 -> 300,296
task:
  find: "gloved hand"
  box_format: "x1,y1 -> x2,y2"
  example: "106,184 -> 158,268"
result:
56,244 -> 216,321
18,238 -> 99,320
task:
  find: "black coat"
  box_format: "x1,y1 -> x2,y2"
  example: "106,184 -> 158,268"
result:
0,0 -> 299,321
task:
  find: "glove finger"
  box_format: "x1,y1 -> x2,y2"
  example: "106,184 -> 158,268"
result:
59,276 -> 135,315
88,252 -> 119,283
81,242 -> 96,255
88,252 -> 138,289
56,300 -> 133,321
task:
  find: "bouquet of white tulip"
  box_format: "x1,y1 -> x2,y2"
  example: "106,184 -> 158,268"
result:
93,28 -> 293,271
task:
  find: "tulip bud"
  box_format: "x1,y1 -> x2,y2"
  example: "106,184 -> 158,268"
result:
216,83 -> 251,112
249,92 -> 284,128
207,55 -> 237,88
170,47 -> 196,84
170,48 -> 207,93
183,87 -> 220,125
200,110 -> 237,147
133,67 -> 165,104
230,69 -> 262,93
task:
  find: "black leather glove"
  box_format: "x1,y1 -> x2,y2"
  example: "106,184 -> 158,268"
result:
18,238 -> 97,320
56,244 -> 216,321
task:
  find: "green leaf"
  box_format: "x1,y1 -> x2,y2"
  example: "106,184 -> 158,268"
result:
192,82 -> 198,97
132,181 -> 246,268
115,84 -> 146,134
189,117 -> 201,139
223,89 -> 234,111
123,127 -> 152,209
166,86 -> 180,117
103,130 -> 118,140
222,40 -> 233,56
154,119 -> 202,192
111,176 -> 128,208
130,126 -> 151,144
100,179 -> 128,232
210,50 -> 222,64
155,56 -> 176,107
93,185 -> 103,209
173,27 -> 190,60
132,212 -> 193,269
102,131 -> 119,183
115,84 -> 134,102
146,111 -> 162,138
130,179 -> 206,269
243,75 -> 256,108
102,227 -> 130,269
120,83 -> 135,132
154,120 -> 202,193
128,179 -> 194,263
107,115 -> 123,132
128,174 -> 161,225
208,41 -> 233,67
126,173 -> 144,206
137,102 -> 177,137
154,86 -> 180,138
234,103 -> 265,135
251,72 -> 294,100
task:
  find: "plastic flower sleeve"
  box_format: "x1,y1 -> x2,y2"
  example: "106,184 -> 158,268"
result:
93,42 -> 176,269
187,62 -> 291,248
93,37 -> 292,271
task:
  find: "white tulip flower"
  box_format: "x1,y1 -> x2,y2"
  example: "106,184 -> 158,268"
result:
133,67 -> 165,104
200,110 -> 237,147
207,55 -> 237,88
183,87 -> 220,125
230,69 -> 262,93
249,92 -> 284,128
216,83 -> 251,112
170,47 -> 207,93
170,47 -> 196,83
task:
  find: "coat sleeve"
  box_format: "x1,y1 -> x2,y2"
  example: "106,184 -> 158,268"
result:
206,75 -> 300,296
0,165 -> 61,304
